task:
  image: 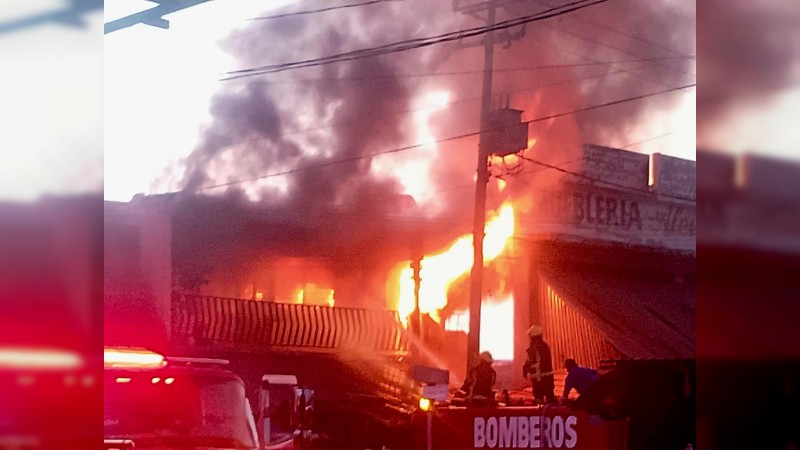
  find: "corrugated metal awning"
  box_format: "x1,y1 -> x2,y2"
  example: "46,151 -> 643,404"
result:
538,263 -> 695,359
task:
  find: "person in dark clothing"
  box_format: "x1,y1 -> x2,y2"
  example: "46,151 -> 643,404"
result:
462,351 -> 497,406
562,358 -> 600,400
522,325 -> 557,404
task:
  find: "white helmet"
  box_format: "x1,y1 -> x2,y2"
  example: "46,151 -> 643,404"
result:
527,325 -> 543,337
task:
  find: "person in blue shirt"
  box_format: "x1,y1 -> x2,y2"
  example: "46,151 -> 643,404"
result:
562,358 -> 600,400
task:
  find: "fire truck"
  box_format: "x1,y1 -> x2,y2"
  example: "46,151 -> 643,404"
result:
102,342 -> 692,450
206,357 -> 690,450
407,359 -> 695,450
103,347 -> 322,450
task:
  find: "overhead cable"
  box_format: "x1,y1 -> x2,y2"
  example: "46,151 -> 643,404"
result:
249,0 -> 394,20
197,83 -> 695,191
222,0 -> 608,80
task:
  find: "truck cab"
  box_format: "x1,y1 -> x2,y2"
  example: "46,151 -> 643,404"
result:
103,347 -> 259,449
257,374 -> 315,449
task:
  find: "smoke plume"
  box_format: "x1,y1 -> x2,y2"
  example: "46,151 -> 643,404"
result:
178,0 -> 695,216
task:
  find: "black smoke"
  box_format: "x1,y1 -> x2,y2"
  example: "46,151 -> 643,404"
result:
179,1 -> 455,219
177,0 -> 696,213
496,0 -> 696,150
183,82 -> 300,192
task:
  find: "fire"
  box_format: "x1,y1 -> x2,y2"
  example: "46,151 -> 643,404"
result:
292,284 -> 335,307
489,154 -> 520,166
444,294 -> 514,361
395,202 -> 515,326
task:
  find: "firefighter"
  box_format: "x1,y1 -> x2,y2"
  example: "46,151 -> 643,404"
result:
562,358 -> 600,401
522,325 -> 557,404
462,351 -> 497,407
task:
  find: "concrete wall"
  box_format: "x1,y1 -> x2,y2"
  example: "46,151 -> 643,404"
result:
104,199 -> 172,345
652,152 -> 696,200
520,145 -> 696,252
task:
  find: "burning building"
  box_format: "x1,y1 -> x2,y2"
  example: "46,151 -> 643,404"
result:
105,142 -> 695,393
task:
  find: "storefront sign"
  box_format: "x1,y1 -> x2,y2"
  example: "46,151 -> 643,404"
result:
524,182 -> 696,252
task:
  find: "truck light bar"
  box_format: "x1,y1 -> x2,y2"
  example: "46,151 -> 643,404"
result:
0,347 -> 83,370
104,347 -> 165,369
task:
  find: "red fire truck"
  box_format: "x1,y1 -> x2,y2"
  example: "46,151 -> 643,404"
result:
103,350 -> 692,450
417,405 -> 629,450
104,347 -> 259,449
103,347 -> 323,450
408,359 -> 695,450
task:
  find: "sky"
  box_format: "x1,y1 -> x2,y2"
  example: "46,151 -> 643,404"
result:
0,0 -> 103,201
104,0 -> 700,203
105,0 -> 296,202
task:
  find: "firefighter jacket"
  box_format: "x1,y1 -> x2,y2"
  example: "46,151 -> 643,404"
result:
523,338 -> 554,381
464,360 -> 497,399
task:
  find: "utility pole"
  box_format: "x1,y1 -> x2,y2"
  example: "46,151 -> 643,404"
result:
456,0 -> 527,374
465,0 -> 496,374
411,256 -> 423,338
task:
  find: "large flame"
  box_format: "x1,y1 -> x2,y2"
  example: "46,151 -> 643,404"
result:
444,294 -> 515,361
395,202 -> 515,326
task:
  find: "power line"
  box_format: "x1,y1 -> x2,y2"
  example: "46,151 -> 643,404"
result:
563,14 -> 694,60
230,0 -> 602,76
183,149 -> 689,228
520,83 -> 694,124
216,61 -> 669,150
621,132 -> 674,149
529,0 -> 694,78
496,0 -> 692,90
125,54 -> 692,85
249,0 -> 395,20
494,132 -> 678,180
234,55 -> 694,85
517,154 -> 694,202
498,155 -> 587,178
197,83 -> 695,191
493,134 -> 676,185
222,0 -> 608,79
233,0 -> 607,76
494,131 -> 682,179
524,0 -> 694,60
516,27 -> 677,91
545,22 -> 694,78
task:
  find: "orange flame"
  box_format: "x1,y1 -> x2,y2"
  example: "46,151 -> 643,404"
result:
444,293 -> 515,360
395,202 -> 515,326
292,284 -> 335,307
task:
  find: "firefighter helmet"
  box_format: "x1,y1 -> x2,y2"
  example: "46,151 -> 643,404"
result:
527,325 -> 543,337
